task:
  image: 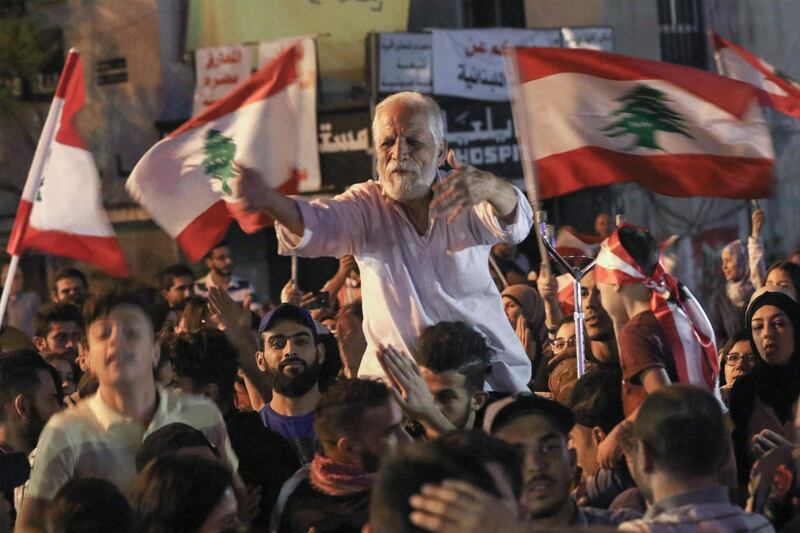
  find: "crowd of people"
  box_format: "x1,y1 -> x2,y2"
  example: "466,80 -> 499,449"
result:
1,91 -> 799,532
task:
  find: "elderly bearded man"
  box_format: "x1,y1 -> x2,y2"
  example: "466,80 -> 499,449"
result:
232,92 -> 533,391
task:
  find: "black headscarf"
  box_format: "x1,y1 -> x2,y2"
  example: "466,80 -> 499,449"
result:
740,287 -> 800,423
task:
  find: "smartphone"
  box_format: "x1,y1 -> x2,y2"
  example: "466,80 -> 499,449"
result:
307,291 -> 330,310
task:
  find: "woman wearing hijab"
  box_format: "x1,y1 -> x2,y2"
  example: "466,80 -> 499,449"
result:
730,286 -> 800,504
501,284 -> 549,389
710,240 -> 757,348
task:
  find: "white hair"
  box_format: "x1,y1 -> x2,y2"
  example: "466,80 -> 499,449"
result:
372,92 -> 445,148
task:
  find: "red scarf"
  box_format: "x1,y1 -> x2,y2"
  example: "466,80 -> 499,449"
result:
594,225 -> 719,392
309,453 -> 375,496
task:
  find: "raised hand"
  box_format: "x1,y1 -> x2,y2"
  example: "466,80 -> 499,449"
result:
409,480 -> 521,533
430,150 -> 515,223
751,208 -> 764,240
227,162 -> 273,210
515,315 -> 537,362
208,287 -> 251,336
377,344 -> 455,435
280,279 -> 303,305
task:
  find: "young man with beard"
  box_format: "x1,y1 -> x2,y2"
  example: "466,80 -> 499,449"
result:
404,395 -> 639,531
51,267 -> 89,309
379,321 -> 491,437
168,328 -> 300,529
155,264 -> 195,331
580,271 -> 620,368
279,378 -> 410,533
230,91 -> 534,393
32,302 -> 84,364
16,288 -> 240,532
484,395 -> 637,527
256,303 -> 325,464
0,351 -> 62,522
195,240 -> 259,311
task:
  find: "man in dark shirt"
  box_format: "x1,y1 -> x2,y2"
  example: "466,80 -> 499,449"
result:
279,379 -> 410,533
256,303 -> 325,464
168,328 -> 299,530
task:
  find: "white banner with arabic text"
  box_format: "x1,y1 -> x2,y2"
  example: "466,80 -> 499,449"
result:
192,45 -> 254,115
432,28 -> 560,101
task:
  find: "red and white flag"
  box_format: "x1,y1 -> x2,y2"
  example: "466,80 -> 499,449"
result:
127,43 -> 319,262
712,32 -> 800,119
555,227 -> 602,257
506,48 -> 774,200
6,50 -> 129,277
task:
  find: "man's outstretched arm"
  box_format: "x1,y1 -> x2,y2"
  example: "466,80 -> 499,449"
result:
229,163 -> 304,237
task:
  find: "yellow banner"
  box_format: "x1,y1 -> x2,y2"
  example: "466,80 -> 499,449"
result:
187,0 -> 410,80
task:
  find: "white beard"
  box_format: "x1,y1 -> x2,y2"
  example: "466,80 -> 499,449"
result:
381,162 -> 438,203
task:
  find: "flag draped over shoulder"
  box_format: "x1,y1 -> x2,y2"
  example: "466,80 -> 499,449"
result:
507,48 -> 774,200
7,50 -> 129,277
594,225 -> 720,393
712,32 -> 800,119
126,44 -> 318,262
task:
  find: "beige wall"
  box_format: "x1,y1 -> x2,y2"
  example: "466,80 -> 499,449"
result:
525,0 -> 660,59
525,0 -> 603,27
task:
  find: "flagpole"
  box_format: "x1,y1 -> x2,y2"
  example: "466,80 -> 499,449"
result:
503,48 -> 550,278
2,49 -> 80,327
488,255 -> 509,288
504,47 -> 593,377
0,255 -> 20,330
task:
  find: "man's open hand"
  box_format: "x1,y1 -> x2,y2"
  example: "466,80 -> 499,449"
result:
228,162 -> 273,211
430,150 -> 513,223
409,480 -> 521,533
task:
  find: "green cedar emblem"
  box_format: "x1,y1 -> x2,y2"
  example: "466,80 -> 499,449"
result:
601,84 -> 694,151
203,129 -> 237,196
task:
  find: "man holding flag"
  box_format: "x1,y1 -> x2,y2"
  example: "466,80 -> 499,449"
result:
227,91 -> 535,392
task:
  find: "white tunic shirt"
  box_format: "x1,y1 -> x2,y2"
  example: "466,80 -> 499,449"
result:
276,179 -> 533,392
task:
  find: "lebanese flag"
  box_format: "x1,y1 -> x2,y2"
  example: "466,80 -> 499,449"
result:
6,50 -> 129,277
555,227 -> 602,257
711,32 -> 800,119
556,273 -> 575,316
507,48 -> 774,200
126,43 -> 319,262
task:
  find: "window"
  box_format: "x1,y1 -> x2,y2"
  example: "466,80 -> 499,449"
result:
466,0 -> 525,28
657,0 -> 707,69
0,0 -> 25,17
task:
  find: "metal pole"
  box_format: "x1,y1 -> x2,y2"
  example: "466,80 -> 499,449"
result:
539,229 -> 596,378
488,255 -> 509,288
0,255 -> 20,329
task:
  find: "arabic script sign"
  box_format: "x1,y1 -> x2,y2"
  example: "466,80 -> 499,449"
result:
193,45 -> 254,115
378,32 -> 432,93
432,28 -> 560,102
561,26 -> 613,51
